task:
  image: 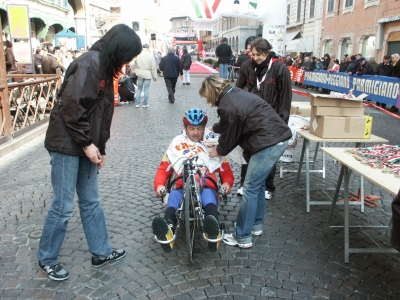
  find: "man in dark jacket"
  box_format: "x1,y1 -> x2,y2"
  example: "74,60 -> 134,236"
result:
356,57 -> 374,75
236,49 -> 250,68
346,55 -> 358,75
159,48 -> 183,103
339,54 -> 350,72
42,45 -> 65,74
215,37 -> 232,79
375,55 -> 393,108
236,37 -> 292,200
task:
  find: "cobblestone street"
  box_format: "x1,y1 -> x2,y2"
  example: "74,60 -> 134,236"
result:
1,76 -> 400,299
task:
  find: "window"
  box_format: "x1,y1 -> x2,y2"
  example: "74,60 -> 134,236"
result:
297,0 -> 302,22
324,39 -> 333,55
287,4 -> 290,25
310,0 -> 315,18
341,38 -> 352,57
363,36 -> 376,58
176,21 -> 179,27
327,0 -> 335,13
345,0 -> 353,7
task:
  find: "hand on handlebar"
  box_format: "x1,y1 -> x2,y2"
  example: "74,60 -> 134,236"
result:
156,185 -> 166,198
220,182 -> 232,195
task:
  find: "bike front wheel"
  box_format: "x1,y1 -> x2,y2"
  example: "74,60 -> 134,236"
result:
184,177 -> 195,263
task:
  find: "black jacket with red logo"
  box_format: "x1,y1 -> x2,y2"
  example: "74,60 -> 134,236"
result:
236,57 -> 292,124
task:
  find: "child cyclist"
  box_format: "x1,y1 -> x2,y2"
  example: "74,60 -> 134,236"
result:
152,108 -> 234,253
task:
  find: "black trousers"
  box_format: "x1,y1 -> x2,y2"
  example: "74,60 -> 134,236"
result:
164,77 -> 177,101
240,163 -> 277,193
119,89 -> 135,102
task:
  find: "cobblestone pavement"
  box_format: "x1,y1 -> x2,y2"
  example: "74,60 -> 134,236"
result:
1,76 -> 400,300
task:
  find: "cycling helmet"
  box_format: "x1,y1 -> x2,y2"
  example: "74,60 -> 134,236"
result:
183,108 -> 208,126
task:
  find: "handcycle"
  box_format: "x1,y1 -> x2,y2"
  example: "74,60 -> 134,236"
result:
154,156 -> 227,263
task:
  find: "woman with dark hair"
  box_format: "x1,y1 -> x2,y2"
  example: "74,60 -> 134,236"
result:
34,48 -> 44,74
180,47 -> 192,85
200,75 -> 291,248
4,40 -> 18,72
37,24 -> 142,281
322,53 -> 330,70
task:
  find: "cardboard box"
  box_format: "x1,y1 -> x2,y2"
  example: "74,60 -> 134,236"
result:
310,93 -> 363,108
310,115 -> 373,139
291,103 -> 311,117
311,106 -> 365,117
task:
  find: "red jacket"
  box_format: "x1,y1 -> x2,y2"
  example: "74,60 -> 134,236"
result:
154,155 -> 234,191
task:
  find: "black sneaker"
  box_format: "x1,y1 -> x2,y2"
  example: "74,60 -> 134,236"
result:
91,249 -> 126,268
152,216 -> 175,253
38,261 -> 69,281
203,215 -> 221,253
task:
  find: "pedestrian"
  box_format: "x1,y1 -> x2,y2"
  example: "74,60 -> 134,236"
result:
339,54 -> 350,72
236,49 -> 250,68
367,55 -> 378,72
389,53 -> 400,112
200,75 -> 292,248
4,40 -> 19,81
159,47 -> 183,103
42,44 -> 65,74
235,37 -> 292,200
346,55 -> 358,75
375,55 -> 393,108
130,43 -> 157,108
355,57 -> 374,75
215,37 -> 232,79
180,47 -> 192,85
37,23 -> 142,281
33,48 -> 44,74
328,59 -> 340,72
61,50 -> 74,71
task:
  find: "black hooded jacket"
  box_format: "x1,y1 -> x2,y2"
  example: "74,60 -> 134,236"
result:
236,54 -> 292,124
212,86 -> 292,162
45,50 -> 114,156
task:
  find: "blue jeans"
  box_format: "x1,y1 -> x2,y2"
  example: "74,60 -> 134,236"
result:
166,188 -> 217,209
219,63 -> 229,79
183,70 -> 190,84
37,152 -> 112,265
136,77 -> 151,106
234,141 -> 289,244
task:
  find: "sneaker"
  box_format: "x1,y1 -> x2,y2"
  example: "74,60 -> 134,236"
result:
38,261 -> 69,281
223,233 -> 252,248
236,186 -> 244,196
203,215 -> 221,253
265,191 -> 273,200
152,216 -> 174,253
135,104 -> 140,108
186,83 -> 190,85
183,83 -> 186,85
92,249 -> 126,268
234,222 -> 263,236
142,105 -> 148,108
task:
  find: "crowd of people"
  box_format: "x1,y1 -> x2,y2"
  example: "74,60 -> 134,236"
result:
286,52 -> 400,112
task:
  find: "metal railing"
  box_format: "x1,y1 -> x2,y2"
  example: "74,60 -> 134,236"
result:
0,73 -> 62,142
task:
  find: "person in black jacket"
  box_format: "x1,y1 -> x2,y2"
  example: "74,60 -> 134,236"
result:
159,48 -> 183,103
200,75 -> 292,248
356,57 -> 374,75
37,24 -> 142,281
375,55 -> 393,108
235,37 -> 292,200
180,47 -> 192,85
215,37 -> 232,79
236,49 -> 250,68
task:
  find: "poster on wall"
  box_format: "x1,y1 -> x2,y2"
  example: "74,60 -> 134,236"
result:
265,25 -> 285,57
13,42 -> 32,64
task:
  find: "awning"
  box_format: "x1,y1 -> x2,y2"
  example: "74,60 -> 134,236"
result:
285,31 -> 301,45
378,15 -> 400,24
286,36 -> 314,52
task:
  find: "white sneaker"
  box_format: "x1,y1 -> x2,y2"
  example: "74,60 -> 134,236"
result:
234,222 -> 263,236
223,233 -> 252,248
142,105 -> 148,108
265,191 -> 273,200
237,186 -> 244,196
135,105 -> 140,108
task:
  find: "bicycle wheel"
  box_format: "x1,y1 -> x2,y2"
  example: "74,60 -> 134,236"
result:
184,177 -> 196,263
